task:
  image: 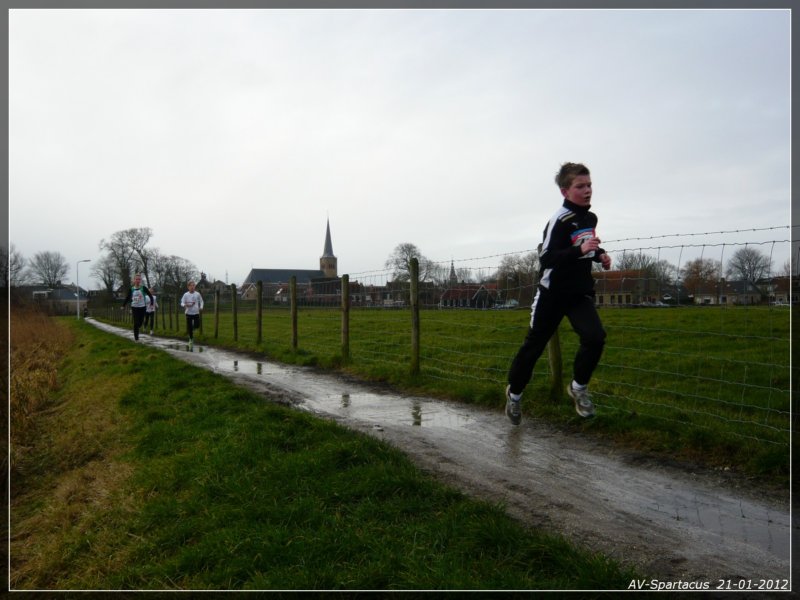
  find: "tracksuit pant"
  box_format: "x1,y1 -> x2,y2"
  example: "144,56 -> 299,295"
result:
132,306 -> 147,341
186,314 -> 201,340
507,287 -> 606,395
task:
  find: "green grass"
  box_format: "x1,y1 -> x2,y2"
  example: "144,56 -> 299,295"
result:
11,318 -> 638,591
98,302 -> 791,483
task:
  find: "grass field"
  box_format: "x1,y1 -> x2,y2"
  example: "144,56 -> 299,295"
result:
10,314 -> 638,590
100,302 -> 791,483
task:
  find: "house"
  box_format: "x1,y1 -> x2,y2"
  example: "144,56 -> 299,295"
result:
693,279 -> 764,305
439,283 -> 498,309
439,262 -> 498,309
593,269 -> 666,306
18,284 -> 89,315
195,273 -> 228,295
758,276 -> 793,304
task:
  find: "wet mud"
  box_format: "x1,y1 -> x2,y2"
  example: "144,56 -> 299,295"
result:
89,320 -> 793,585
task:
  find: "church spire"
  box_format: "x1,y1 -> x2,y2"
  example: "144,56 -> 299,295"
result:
322,218 -> 334,258
320,218 -> 338,278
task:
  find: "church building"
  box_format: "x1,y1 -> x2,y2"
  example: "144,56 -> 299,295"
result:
241,219 -> 340,303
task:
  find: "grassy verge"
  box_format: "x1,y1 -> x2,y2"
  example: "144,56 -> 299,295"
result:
103,304 -> 790,485
11,316 -> 639,590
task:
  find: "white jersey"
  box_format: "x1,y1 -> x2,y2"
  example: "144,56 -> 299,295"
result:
146,294 -> 158,313
181,290 -> 204,315
129,287 -> 148,308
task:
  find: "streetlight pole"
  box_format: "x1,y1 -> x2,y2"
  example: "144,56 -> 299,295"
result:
76,259 -> 90,319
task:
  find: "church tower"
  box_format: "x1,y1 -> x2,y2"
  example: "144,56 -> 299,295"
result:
320,218 -> 338,278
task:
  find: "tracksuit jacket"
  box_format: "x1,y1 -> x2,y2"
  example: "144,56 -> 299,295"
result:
538,199 -> 605,296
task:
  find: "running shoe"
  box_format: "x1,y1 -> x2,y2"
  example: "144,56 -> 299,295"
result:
567,385 -> 596,418
505,385 -> 521,425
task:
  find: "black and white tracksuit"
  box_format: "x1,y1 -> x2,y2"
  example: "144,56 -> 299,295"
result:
507,199 -> 607,395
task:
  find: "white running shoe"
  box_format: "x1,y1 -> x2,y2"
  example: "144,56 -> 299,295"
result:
567,385 -> 596,418
505,385 -> 521,425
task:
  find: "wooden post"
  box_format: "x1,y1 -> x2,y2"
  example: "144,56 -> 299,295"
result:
547,329 -> 563,402
410,257 -> 420,376
341,274 -> 350,362
214,289 -> 220,339
290,276 -> 298,351
256,280 -> 263,345
231,283 -> 238,342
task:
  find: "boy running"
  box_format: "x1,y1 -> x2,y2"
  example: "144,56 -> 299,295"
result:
506,162 -> 612,424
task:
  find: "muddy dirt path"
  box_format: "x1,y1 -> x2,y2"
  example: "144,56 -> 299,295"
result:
88,320 -> 793,587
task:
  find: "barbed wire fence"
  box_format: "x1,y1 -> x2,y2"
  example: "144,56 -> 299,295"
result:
97,226 -> 793,453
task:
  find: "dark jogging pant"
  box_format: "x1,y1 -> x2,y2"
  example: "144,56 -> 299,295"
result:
131,306 -> 147,340
507,288 -> 606,396
186,314 -> 201,340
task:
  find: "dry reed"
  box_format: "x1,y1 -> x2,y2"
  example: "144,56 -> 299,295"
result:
10,308 -> 74,469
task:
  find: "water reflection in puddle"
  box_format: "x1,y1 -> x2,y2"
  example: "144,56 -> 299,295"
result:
164,350 -> 473,430
315,392 -> 471,429
165,343 -> 203,353
219,359 -> 265,375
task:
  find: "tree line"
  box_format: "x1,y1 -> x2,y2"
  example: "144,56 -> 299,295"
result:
2,227 -> 204,299
384,242 -> 790,291
2,235 -> 789,297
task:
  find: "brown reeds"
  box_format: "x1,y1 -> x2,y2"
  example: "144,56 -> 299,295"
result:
10,308 -> 74,477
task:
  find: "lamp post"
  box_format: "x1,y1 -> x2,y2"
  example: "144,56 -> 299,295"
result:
76,259 -> 90,319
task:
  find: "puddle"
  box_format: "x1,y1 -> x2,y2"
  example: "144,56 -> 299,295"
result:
86,319 -> 792,580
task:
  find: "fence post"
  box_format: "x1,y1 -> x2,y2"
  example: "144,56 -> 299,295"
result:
290,276 -> 298,351
341,274 -> 350,362
231,283 -> 238,342
410,257 -> 420,376
256,280 -> 263,345
176,291 -> 181,332
547,330 -> 563,402
214,289 -> 220,339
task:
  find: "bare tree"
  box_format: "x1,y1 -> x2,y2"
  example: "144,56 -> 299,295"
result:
91,254 -> 121,297
0,246 -> 7,288
385,243 -> 433,282
147,248 -> 168,290
494,252 -> 539,285
725,246 -> 771,283
8,245 -> 28,286
680,258 -> 722,297
615,251 -> 658,272
123,227 -> 154,285
100,231 -> 137,291
160,255 -> 199,296
26,251 -> 69,287
493,251 -> 539,305
614,251 -> 677,291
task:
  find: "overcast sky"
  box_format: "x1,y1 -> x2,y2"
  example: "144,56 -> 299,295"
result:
8,8 -> 791,288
